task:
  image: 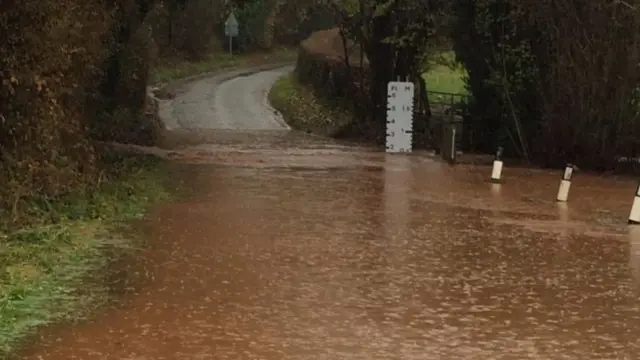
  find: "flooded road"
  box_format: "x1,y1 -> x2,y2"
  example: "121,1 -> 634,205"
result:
14,70 -> 640,359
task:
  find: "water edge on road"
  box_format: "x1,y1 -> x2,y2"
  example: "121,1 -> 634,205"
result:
11,129 -> 640,360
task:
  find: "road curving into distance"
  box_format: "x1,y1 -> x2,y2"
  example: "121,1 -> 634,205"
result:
159,65 -> 293,131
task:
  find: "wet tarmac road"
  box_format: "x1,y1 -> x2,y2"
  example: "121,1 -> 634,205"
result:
14,70 -> 640,359
159,66 -> 293,130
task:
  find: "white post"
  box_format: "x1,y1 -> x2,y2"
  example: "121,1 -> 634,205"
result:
629,182 -> 640,224
491,146 -> 503,183
450,128 -> 456,163
491,161 -> 503,183
556,164 -> 573,202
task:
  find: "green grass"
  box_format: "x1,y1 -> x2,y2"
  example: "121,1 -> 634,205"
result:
0,152 -> 171,358
268,73 -> 353,136
151,47 -> 297,84
422,51 -> 468,95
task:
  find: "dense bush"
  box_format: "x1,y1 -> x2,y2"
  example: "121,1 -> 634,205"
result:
296,30 -> 365,97
234,0 -> 269,52
171,0 -> 223,58
146,2 -> 173,55
295,29 -> 379,140
227,0 -> 337,52
0,0 -> 162,221
0,0 -> 112,219
273,2 -> 338,46
143,0 -> 334,55
452,0 -> 640,169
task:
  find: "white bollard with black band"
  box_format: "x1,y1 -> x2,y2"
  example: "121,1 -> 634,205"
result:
629,182 -> 640,224
556,164 -> 574,202
491,146 -> 504,183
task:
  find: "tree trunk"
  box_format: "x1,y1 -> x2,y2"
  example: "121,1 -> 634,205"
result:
367,13 -> 395,142
259,0 -> 280,49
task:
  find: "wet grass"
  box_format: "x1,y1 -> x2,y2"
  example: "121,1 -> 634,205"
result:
422,51 -> 468,95
152,47 -> 297,84
269,73 -> 354,137
0,151 -> 171,358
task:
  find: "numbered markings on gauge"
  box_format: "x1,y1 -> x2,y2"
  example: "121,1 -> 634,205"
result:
386,81 -> 414,153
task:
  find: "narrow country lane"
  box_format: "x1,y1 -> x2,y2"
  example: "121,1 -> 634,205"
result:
160,65 -> 293,130
13,67 -> 640,359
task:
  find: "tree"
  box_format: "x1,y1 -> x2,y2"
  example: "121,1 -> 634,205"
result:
451,0 -> 640,169
327,0 -> 445,142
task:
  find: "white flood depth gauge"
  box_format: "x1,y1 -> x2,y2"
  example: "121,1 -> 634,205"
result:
386,81 -> 414,153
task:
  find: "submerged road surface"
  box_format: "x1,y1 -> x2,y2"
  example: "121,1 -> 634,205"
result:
15,67 -> 640,359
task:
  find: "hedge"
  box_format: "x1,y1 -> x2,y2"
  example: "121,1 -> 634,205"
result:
0,0 -> 163,223
294,29 -> 378,140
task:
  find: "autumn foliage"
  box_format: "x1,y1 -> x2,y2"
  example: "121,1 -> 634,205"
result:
0,1 -> 111,218
0,0 -> 166,221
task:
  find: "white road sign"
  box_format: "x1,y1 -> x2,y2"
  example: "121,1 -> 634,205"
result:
224,13 -> 239,37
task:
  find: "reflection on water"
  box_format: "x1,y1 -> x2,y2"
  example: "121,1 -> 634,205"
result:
557,202 -> 570,221
13,130 -> 640,359
490,183 -> 501,197
384,155 -> 412,250
628,226 -> 640,293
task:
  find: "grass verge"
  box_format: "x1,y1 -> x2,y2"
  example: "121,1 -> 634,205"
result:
0,150 -> 171,358
152,47 -> 297,84
268,50 -> 467,139
268,73 -> 354,136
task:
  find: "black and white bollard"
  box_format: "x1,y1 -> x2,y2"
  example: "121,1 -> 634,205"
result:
629,182 -> 640,224
491,146 -> 504,183
556,164 -> 574,202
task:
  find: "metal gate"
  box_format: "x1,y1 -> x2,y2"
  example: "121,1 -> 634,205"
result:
426,90 -> 469,162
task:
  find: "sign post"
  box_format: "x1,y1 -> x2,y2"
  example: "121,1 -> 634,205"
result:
224,12 -> 239,54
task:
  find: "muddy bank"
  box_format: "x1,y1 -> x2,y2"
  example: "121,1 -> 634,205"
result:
268,73 -> 354,137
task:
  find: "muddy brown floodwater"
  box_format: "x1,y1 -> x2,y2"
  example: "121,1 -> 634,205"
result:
14,129 -> 640,360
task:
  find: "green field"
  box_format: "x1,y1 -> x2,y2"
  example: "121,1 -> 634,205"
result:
422,51 -> 468,95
